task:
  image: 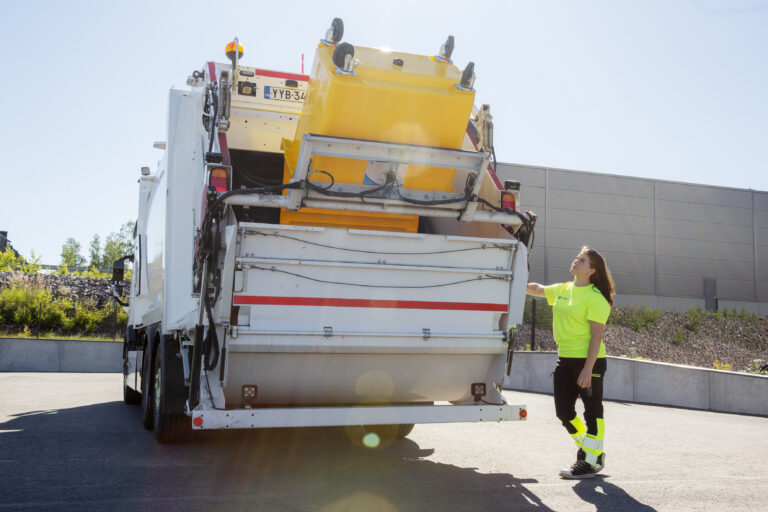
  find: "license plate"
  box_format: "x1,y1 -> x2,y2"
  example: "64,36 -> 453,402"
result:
264,86 -> 305,102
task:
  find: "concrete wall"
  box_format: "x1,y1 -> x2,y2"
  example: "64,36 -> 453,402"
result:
3,339 -> 765,417
0,338 -> 122,372
504,351 -> 768,417
498,163 -> 768,315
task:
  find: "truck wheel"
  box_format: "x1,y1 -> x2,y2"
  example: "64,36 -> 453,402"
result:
396,424 -> 415,438
364,423 -> 414,441
122,342 -> 141,404
140,345 -> 154,430
152,343 -> 191,443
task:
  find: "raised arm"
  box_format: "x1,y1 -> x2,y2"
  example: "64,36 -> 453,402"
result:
527,283 -> 547,298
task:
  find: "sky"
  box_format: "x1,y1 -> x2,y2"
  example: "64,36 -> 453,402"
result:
1,0 -> 767,264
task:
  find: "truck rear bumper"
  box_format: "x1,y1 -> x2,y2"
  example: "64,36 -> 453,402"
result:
190,403 -> 527,430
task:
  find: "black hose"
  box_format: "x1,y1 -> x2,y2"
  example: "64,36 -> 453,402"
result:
207,83 -> 218,154
203,298 -> 219,371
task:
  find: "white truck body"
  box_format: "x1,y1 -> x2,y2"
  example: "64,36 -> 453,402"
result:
117,30 -> 535,443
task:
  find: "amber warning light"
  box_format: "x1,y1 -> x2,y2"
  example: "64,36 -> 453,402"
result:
501,180 -> 520,212
210,167 -> 229,192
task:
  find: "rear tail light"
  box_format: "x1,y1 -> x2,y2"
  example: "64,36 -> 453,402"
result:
501,191 -> 516,212
501,180 -> 520,212
210,167 -> 229,192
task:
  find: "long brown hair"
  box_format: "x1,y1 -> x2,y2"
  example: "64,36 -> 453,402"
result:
583,246 -> 615,306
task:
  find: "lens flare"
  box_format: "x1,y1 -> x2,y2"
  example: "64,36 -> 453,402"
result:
362,432 -> 381,448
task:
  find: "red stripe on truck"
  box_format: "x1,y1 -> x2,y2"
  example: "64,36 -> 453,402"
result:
233,295 -> 508,312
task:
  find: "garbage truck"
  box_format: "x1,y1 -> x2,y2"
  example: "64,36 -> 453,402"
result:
112,19 -> 536,443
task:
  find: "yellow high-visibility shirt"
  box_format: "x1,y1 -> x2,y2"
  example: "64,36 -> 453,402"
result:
543,282 -> 611,358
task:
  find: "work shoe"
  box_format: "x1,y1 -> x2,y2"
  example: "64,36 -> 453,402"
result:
575,449 -> 605,472
593,452 -> 605,473
559,460 -> 598,479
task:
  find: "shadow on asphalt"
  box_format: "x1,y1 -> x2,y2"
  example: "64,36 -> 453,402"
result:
573,479 -> 658,511
1,400 -> 555,511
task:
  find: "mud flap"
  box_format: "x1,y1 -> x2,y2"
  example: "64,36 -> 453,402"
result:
158,336 -> 188,415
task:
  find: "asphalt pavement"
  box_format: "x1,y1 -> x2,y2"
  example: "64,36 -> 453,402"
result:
1,373 -> 766,511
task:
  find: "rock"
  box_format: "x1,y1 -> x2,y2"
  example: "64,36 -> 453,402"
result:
0,271 -> 112,309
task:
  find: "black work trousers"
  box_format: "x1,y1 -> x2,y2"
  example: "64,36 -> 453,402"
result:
553,357 -> 607,435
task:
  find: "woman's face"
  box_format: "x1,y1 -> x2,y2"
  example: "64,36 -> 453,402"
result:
570,251 -> 595,278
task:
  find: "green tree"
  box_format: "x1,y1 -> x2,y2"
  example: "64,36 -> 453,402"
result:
88,234 -> 102,269
61,238 -> 85,268
101,221 -> 134,269
84,221 -> 134,270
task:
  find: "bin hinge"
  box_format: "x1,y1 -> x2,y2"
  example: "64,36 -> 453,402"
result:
323,326 -> 333,338
422,328 -> 431,340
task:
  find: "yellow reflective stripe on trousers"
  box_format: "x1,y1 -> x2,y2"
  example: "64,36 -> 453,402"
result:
569,416 -> 587,447
582,418 -> 605,465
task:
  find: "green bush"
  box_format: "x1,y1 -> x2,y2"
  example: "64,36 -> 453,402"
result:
524,296 -> 553,327
686,306 -> 703,332
673,327 -> 685,346
0,248 -> 41,273
0,279 -> 124,337
609,305 -> 660,332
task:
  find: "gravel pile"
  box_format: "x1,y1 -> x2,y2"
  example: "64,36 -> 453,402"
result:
0,271 -> 113,308
514,310 -> 768,373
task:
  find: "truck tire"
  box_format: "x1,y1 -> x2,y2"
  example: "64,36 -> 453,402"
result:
152,342 -> 191,443
140,343 -> 154,430
364,423 -> 414,440
122,344 -> 141,405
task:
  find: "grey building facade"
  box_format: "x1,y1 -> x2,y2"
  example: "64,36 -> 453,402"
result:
496,163 -> 768,316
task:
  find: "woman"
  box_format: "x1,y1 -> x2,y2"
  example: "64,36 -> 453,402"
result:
527,246 -> 614,479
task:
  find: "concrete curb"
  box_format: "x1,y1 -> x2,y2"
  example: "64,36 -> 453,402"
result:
2,339 -> 766,416
0,338 -> 122,373
503,351 -> 768,416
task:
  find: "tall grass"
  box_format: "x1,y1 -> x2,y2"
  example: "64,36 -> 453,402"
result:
0,274 -> 126,337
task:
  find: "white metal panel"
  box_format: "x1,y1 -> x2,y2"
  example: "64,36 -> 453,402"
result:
716,279 -> 756,301
226,110 -> 300,153
655,199 -> 752,226
755,192 -> 768,212
656,255 -> 755,281
655,218 -> 754,245
191,403 -> 527,430
163,90 -> 205,332
546,227 -> 654,255
755,210 -> 768,228
655,181 -> 752,208
656,236 -> 754,263
548,169 -> 654,198
548,189 -> 653,217
609,271 -> 656,295
656,275 -> 704,297
235,224 -> 517,335
222,349 -> 501,404
142,168 -> 166,326
549,208 -> 653,236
